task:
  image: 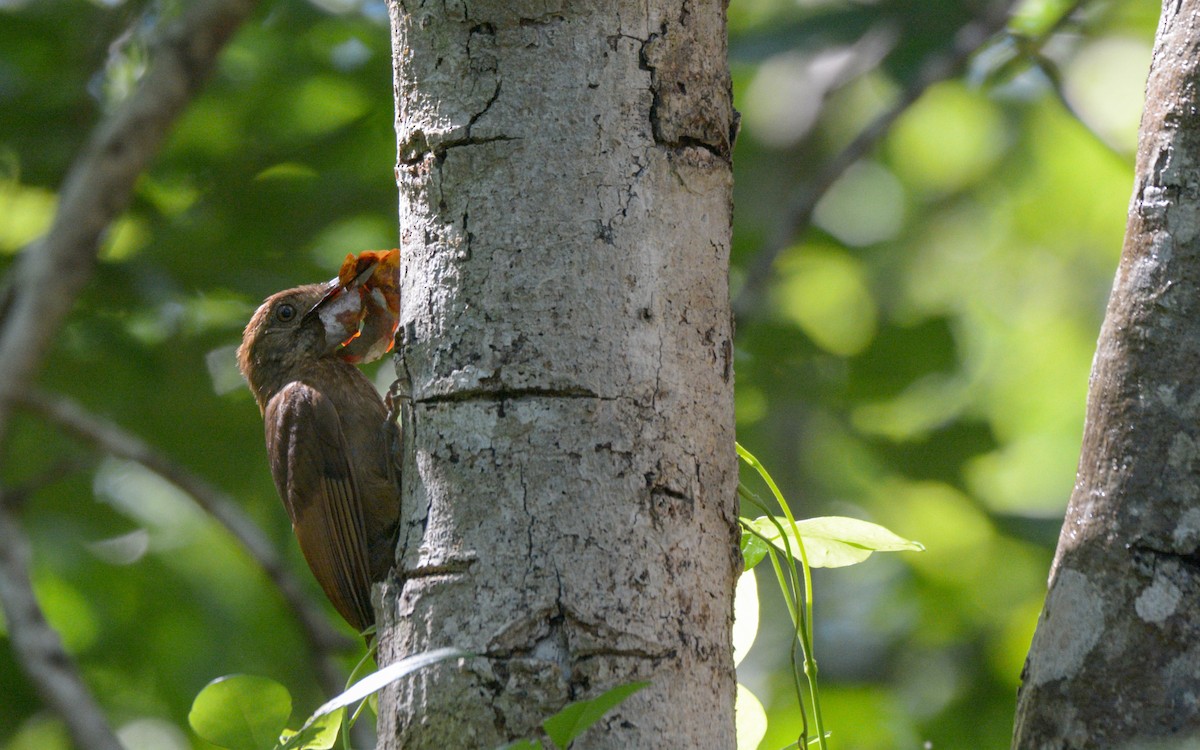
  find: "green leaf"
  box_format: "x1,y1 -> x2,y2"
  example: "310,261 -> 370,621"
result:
288,647 -> 467,742
735,683 -> 767,750
740,528 -> 770,570
188,674 -> 291,750
254,162 -> 319,181
745,515 -> 923,568
279,707 -> 343,750
542,681 -> 650,748
732,568 -> 759,668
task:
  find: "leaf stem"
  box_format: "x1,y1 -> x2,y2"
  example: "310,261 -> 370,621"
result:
737,443 -> 828,750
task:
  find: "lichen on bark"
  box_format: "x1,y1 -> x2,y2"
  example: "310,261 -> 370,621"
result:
1013,4 -> 1200,747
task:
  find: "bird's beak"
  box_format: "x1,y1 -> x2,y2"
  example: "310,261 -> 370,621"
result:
302,261 -> 379,323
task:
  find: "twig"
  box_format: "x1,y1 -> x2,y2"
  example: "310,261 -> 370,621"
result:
0,0 -> 258,452
733,0 -> 1019,317
14,389 -> 354,696
0,497 -> 124,750
2,455 -> 94,512
0,2 -> 260,740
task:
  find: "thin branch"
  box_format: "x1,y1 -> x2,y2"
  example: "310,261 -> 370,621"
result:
0,2 -> 260,739
2,456 -> 94,512
0,498 -> 124,750
733,0 -> 1019,317
0,0 -> 258,452
14,388 -> 354,696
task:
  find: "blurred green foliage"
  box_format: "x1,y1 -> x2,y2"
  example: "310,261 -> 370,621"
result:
730,0 -> 1155,747
0,0 -> 1158,748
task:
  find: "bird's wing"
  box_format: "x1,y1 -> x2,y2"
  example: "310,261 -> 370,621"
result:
265,381 -> 374,631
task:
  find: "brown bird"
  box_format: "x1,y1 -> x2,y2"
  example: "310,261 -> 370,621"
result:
237,263 -> 401,632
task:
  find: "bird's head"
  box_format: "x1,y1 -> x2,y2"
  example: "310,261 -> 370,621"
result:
237,261 -> 378,408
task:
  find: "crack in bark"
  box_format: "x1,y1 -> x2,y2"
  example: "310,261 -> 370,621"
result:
518,13 -> 566,28
636,1 -> 732,160
652,321 -> 665,408
460,206 -> 473,262
396,21 -> 506,167
386,3 -> 737,744
484,620 -> 671,665
595,154 -> 650,245
519,465 -> 535,579
402,557 -> 477,579
416,386 -> 607,405
574,645 -> 675,662
467,79 -> 502,133
398,133 -> 516,166
1130,540 -> 1200,575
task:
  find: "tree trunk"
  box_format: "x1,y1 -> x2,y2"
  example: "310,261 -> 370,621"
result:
377,2 -> 739,747
1012,3 -> 1200,747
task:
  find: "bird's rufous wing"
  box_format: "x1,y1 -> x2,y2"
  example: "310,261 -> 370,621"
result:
264,381 -> 374,631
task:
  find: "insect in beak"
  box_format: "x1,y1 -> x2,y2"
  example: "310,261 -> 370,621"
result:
303,260 -> 380,323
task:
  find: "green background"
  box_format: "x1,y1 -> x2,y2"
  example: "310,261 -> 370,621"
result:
0,0 -> 1157,747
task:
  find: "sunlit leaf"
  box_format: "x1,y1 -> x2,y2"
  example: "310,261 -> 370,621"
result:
733,568 -> 759,668
736,683 -> 768,750
255,162 -> 319,181
744,516 -> 923,568
740,528 -> 769,570
1009,0 -> 1078,37
188,674 -> 291,750
99,214 -> 150,261
542,681 -> 650,748
888,82 -> 1005,196
280,707 -> 343,750
86,529 -> 151,566
287,75 -> 370,136
33,572 -> 98,652
206,344 -> 246,396
0,180 -> 56,254
775,243 -> 878,356
290,648 -> 466,740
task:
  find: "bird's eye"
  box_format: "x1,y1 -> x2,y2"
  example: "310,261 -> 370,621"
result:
275,303 -> 297,322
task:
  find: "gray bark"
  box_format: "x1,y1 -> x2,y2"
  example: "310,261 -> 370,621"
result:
1012,2 -> 1200,747
378,1 -> 739,747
